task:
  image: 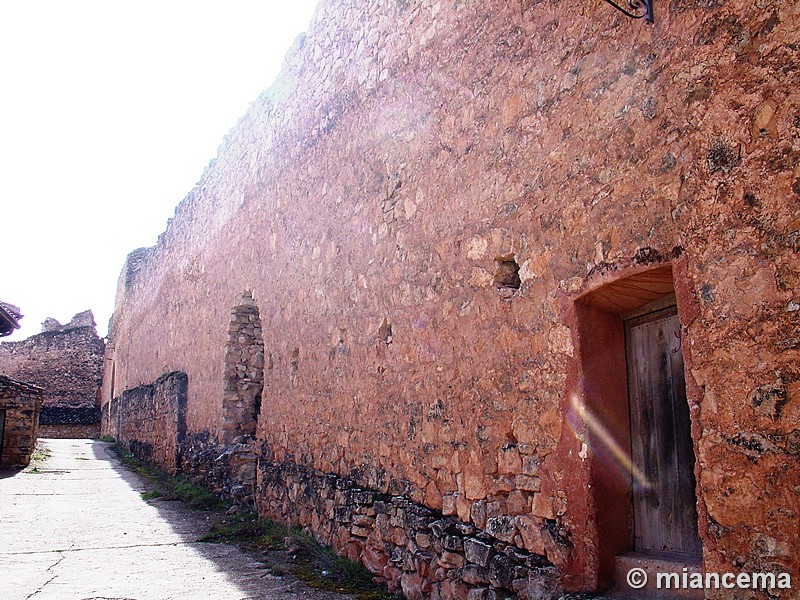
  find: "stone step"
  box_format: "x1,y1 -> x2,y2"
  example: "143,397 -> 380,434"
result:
609,551 -> 704,599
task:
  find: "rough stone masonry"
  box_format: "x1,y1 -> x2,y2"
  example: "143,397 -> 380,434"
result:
101,1 -> 799,598
0,311 -> 105,438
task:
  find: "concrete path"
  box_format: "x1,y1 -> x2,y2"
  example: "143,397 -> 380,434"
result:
0,439 -> 349,600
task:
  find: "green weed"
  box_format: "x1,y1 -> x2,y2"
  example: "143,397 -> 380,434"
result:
27,441 -> 51,474
199,512 -> 286,549
30,442 -> 51,463
289,530 -> 385,597
170,475 -> 227,510
110,444 -> 229,511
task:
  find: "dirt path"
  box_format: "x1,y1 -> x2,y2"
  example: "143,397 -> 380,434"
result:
0,438 -> 351,600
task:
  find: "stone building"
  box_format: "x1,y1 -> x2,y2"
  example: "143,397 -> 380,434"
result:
0,303 -> 42,468
0,311 -> 105,438
0,375 -> 42,469
101,1 -> 799,598
0,302 -> 22,338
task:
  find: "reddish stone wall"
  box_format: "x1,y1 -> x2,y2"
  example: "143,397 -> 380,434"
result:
0,311 -> 104,409
115,372 -> 187,474
221,291 -> 264,444
0,375 -> 42,468
102,0 -> 799,597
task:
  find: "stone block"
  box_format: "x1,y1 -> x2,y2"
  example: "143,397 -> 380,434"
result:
485,516 -> 516,543
464,538 -> 493,568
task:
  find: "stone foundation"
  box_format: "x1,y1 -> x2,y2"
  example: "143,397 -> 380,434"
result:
257,459 -> 565,599
38,423 -> 100,439
179,431 -> 257,505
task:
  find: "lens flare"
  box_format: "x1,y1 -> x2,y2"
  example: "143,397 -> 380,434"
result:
568,393 -> 650,490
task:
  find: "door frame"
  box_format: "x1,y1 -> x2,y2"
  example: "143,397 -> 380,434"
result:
569,263 -> 704,586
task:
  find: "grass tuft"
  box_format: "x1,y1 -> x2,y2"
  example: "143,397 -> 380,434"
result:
110,443 -> 229,511
286,530 -> 398,599
169,474 -> 226,510
199,512 -> 286,549
27,441 -> 52,474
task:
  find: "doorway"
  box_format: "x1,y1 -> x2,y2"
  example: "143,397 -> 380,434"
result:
624,299 -> 702,556
572,264 -> 703,585
0,409 -> 6,465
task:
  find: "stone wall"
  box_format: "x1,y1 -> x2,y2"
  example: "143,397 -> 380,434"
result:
0,375 -> 42,468
102,0 -> 799,597
0,311 -> 104,409
38,423 -> 100,439
38,407 -> 101,439
257,458 -> 562,599
115,372 -> 187,474
110,369 -> 258,502
179,432 -> 258,505
221,291 -> 264,444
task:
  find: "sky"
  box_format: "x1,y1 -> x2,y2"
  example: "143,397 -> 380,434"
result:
0,1 -> 319,341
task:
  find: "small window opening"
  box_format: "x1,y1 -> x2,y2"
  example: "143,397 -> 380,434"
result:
378,318 -> 393,345
290,347 -> 300,377
494,257 -> 521,291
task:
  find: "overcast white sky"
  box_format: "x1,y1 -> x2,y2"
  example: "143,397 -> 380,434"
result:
0,1 -> 319,341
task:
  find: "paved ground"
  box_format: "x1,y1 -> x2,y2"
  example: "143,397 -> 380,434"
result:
0,439 -> 350,600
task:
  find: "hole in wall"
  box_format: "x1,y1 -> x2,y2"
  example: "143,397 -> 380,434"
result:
494,256 -> 521,291
378,318 -> 393,345
290,347 -> 300,377
254,386 -> 263,418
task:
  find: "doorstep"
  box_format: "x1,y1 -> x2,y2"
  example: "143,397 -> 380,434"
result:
608,551 -> 704,599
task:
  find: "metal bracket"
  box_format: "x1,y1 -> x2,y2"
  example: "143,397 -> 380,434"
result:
602,0 -> 654,23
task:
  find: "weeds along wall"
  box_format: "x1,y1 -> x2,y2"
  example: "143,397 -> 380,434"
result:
101,0 -> 799,597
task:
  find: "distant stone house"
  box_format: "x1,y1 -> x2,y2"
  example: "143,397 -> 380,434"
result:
0,311 -> 104,439
0,303 -> 42,468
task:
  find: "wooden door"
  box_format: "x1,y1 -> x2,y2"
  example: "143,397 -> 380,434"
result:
625,305 -> 701,556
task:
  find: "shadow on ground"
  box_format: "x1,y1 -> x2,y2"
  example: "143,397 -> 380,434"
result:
88,439 -> 352,600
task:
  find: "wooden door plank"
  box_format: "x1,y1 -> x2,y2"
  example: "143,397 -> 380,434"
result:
626,307 -> 701,556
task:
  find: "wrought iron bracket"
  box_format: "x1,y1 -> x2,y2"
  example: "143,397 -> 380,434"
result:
602,0 -> 654,23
